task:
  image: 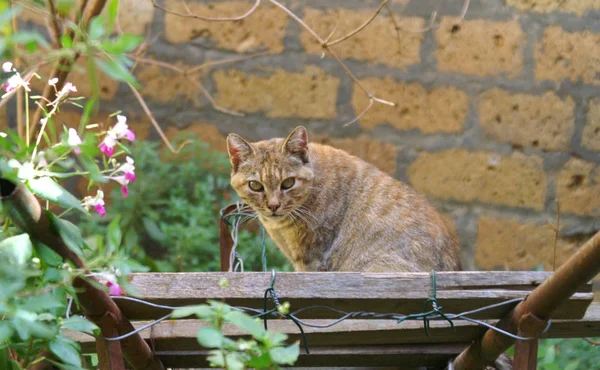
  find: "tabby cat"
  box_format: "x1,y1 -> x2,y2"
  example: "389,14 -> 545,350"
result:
226,126 -> 461,272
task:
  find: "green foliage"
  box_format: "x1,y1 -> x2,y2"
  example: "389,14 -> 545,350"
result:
536,338 -> 600,370
78,137 -> 292,273
172,301 -> 299,370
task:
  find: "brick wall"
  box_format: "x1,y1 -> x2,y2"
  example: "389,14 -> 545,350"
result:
15,0 -> 600,290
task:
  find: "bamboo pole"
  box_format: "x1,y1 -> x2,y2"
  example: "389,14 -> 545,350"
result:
452,231 -> 600,370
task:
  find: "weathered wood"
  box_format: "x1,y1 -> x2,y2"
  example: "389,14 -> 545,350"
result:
67,303 -> 600,353
115,272 -> 592,320
152,344 -> 467,368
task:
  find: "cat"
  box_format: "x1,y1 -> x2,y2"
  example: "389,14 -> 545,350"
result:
226,126 -> 461,272
226,126 -> 514,370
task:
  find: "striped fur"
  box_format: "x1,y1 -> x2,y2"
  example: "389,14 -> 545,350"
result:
227,126 -> 461,272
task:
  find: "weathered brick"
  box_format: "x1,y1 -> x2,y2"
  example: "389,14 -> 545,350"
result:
213,67 -> 340,119
31,59 -> 119,101
557,158 -> 600,216
407,149 -> 546,210
164,0 -> 288,53
136,62 -> 202,107
435,17 -> 525,78
301,8 -> 424,69
582,98 -> 600,151
352,77 -> 468,133
506,0 -> 600,16
166,122 -> 227,153
312,135 -> 398,175
479,89 -> 575,151
535,26 -> 600,86
476,216 -> 584,270
116,0 -> 155,35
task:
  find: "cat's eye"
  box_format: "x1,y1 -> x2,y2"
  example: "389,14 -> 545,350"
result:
248,181 -> 264,192
281,177 -> 295,190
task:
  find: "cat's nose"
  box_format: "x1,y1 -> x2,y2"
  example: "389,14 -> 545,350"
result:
268,203 -> 280,212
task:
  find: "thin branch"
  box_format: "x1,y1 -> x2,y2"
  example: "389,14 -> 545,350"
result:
46,0 -> 63,47
553,201 -> 561,271
30,0 -> 109,142
267,0 -> 395,125
385,0 -> 469,35
344,98 -> 373,127
127,82 -> 175,153
191,79 -> 245,116
584,338 -> 600,346
151,0 -> 261,21
326,0 -> 389,46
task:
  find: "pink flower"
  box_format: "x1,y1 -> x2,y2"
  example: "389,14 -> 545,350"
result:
100,134 -> 117,157
107,157 -> 136,198
99,115 -> 135,157
2,62 -> 30,95
106,281 -> 122,296
112,115 -> 135,142
82,190 -> 106,217
68,128 -> 83,154
53,81 -> 77,103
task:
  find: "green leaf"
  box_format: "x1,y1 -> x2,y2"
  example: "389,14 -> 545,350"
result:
0,321 -> 13,341
197,327 -> 224,348
50,337 -> 82,366
106,0 -> 119,32
60,34 -> 72,48
21,292 -> 64,312
225,311 -> 266,339
35,241 -> 63,266
0,233 -> 32,265
269,343 -> 299,365
564,360 -> 580,370
106,215 -> 122,253
13,317 -> 55,340
142,217 -> 167,242
171,305 -> 213,319
62,316 -> 99,334
543,343 -> 555,364
95,57 -> 138,86
28,177 -> 87,213
101,34 -> 144,54
56,0 -> 75,16
224,352 -> 244,370
0,6 -> 21,27
88,16 -> 105,40
47,212 -> 84,257
246,353 -> 272,368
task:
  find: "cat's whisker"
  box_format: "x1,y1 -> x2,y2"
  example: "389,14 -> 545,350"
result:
296,206 -> 318,222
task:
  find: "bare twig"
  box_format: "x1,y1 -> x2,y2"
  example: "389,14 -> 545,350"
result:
46,0 -> 63,47
326,0 -> 389,46
553,201 -> 561,271
151,0 -> 261,21
385,0 -> 470,34
127,82 -> 176,153
584,338 -> 600,346
30,0 -> 109,142
267,0 -> 395,125
191,79 -> 244,116
343,98 -> 373,127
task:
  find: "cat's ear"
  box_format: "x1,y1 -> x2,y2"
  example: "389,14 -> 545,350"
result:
227,133 -> 254,172
282,126 -> 309,163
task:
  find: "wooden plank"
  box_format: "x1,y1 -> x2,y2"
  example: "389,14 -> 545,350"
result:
114,272 -> 593,320
152,344 -> 467,368
67,303 -> 600,353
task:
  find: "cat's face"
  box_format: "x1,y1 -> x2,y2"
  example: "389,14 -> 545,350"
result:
226,126 -> 314,221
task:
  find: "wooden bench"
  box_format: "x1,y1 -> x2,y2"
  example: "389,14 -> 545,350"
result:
65,271 -> 597,369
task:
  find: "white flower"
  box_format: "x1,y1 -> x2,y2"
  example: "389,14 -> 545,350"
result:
68,128 -> 82,146
48,78 -> 58,86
